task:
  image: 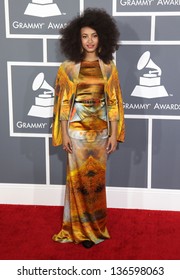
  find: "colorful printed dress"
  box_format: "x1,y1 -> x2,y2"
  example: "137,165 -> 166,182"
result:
52,59 -> 125,244
53,60 -> 113,244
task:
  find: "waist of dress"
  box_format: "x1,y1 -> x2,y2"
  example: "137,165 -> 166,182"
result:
75,98 -> 105,104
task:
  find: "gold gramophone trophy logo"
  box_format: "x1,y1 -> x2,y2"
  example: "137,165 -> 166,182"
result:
24,0 -> 61,17
28,72 -> 54,118
131,51 -> 168,99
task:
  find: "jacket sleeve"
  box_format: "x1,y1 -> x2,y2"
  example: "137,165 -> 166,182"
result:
52,64 -> 72,146
106,63 -> 125,142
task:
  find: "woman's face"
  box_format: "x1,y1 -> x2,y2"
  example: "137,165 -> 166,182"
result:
81,26 -> 99,54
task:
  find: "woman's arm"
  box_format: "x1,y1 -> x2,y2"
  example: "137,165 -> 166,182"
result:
106,63 -> 125,143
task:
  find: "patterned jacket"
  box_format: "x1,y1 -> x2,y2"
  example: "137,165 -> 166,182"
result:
52,59 -> 125,146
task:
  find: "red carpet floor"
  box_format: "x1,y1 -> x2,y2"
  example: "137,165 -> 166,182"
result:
0,204 -> 180,260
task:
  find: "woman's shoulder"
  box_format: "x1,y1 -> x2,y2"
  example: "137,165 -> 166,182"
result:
59,60 -> 76,70
100,59 -> 117,78
102,59 -> 116,69
61,60 -> 75,66
56,60 -> 75,75
57,60 -> 79,82
109,60 -> 117,70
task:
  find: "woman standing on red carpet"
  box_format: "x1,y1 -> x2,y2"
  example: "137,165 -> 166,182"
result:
52,8 -> 125,249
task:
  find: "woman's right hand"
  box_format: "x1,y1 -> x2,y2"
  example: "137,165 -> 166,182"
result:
62,134 -> 73,153
61,120 -> 73,153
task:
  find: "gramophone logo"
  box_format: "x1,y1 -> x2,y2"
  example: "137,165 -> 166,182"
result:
131,51 -> 168,99
24,0 -> 61,18
28,72 -> 54,118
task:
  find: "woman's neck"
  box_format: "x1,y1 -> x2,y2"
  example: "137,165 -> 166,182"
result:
84,53 -> 99,62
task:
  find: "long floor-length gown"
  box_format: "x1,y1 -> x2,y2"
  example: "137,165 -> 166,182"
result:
52,60 -> 110,244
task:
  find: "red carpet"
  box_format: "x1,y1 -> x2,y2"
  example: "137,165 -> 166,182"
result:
0,204 -> 180,260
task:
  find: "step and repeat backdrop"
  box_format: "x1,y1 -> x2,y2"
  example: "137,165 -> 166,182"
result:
1,0 -> 180,210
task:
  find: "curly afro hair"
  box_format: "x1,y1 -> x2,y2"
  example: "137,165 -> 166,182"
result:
60,8 -> 120,64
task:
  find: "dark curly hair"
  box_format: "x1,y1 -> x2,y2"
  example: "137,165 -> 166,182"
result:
60,8 -> 120,64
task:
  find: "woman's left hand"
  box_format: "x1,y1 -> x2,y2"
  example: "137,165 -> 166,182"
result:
106,135 -> 117,154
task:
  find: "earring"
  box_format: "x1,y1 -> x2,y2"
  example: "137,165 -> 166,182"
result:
98,47 -> 102,54
81,47 -> 84,54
